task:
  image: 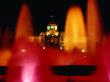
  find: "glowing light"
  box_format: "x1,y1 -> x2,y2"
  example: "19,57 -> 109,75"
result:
81,49 -> 85,53
60,46 -> 63,50
64,6 -> 87,51
55,32 -> 58,36
54,25 -> 57,30
21,49 -> 26,53
47,25 -> 50,30
43,46 -> 45,49
22,64 -> 36,82
46,32 -> 50,36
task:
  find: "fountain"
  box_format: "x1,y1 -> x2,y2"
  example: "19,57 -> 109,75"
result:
6,3 -> 42,82
64,6 -> 87,52
87,0 -> 109,82
51,6 -> 96,82
15,3 -> 33,40
87,0 -> 102,56
3,1 -> 109,82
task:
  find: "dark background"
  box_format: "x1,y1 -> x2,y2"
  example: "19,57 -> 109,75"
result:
0,0 -> 109,35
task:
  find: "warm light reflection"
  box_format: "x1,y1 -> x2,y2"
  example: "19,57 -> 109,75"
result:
64,6 -> 87,51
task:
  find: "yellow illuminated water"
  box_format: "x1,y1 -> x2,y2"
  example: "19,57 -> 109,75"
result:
64,6 -> 87,51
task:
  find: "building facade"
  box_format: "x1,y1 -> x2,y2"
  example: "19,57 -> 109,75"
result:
39,22 -> 64,49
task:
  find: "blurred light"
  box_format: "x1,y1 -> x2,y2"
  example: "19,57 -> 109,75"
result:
21,49 -> 26,52
81,49 -> 85,53
42,47 -> 45,49
46,32 -> 50,36
60,46 -> 63,50
54,25 -> 57,30
22,64 -> 36,82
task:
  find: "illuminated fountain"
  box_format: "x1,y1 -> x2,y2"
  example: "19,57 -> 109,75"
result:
4,1 -> 109,82
51,6 -> 96,82
6,4 -> 93,82
15,3 -> 33,40
63,6 -> 90,65
87,0 -> 109,81
64,6 -> 87,52
87,0 -> 102,56
6,3 -> 42,82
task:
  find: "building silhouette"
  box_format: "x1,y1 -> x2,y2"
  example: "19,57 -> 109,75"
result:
39,22 -> 64,49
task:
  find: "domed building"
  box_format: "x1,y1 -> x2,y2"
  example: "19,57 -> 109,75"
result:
39,22 -> 64,49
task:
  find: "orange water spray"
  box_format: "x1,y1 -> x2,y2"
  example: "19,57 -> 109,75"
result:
87,0 -> 101,55
64,6 -> 87,51
15,3 -> 33,40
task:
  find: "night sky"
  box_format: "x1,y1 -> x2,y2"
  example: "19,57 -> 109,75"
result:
0,0 -> 109,35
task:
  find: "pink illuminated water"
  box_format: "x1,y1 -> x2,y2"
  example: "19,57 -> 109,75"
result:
98,35 -> 110,81
6,3 -> 41,82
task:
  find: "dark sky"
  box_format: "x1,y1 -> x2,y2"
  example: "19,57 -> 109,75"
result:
0,0 -> 109,35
